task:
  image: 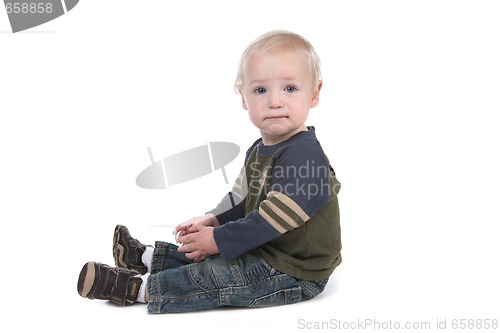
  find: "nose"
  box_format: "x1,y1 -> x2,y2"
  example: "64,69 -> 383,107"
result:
268,91 -> 283,109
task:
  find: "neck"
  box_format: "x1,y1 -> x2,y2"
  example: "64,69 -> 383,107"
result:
261,125 -> 308,145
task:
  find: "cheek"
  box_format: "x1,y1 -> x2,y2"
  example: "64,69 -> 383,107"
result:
243,97 -> 260,113
247,108 -> 261,124
245,104 -> 264,125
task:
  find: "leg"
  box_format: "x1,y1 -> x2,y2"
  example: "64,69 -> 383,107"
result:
78,225 -> 193,306
79,226 -> 327,310
147,245 -> 328,314
113,225 -> 149,274
113,225 -> 194,273
77,261 -> 142,306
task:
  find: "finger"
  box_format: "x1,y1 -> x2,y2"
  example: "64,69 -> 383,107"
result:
177,233 -> 194,246
177,243 -> 189,253
177,238 -> 195,253
174,220 -> 195,233
187,225 -> 198,233
194,255 -> 207,262
173,229 -> 186,243
184,251 -> 206,262
175,230 -> 187,243
173,224 -> 188,235
173,224 -> 184,233
174,230 -> 183,243
172,225 -> 183,235
183,250 -> 198,259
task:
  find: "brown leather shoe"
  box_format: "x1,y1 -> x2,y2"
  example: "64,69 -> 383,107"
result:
77,261 -> 142,306
113,225 -> 148,274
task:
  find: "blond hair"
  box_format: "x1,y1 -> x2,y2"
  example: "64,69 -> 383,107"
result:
235,30 -> 322,92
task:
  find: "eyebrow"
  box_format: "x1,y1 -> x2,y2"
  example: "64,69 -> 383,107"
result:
246,77 -> 302,86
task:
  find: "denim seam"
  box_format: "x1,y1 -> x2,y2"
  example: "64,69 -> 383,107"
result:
229,258 -> 245,285
298,280 -> 315,297
248,286 -> 302,307
211,265 -> 225,307
187,264 -> 212,292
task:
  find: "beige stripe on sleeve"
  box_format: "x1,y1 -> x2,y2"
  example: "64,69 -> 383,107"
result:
258,191 -> 310,234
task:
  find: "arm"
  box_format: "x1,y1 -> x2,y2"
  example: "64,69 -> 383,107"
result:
207,164 -> 248,224
207,192 -> 245,225
214,143 -> 331,261
206,140 -> 261,224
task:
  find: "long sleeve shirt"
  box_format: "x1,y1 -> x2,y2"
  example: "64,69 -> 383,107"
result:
211,128 -> 342,281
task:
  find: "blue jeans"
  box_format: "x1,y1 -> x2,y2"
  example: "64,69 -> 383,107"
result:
146,241 -> 328,314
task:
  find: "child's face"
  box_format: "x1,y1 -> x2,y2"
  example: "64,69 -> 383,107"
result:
240,50 -> 322,145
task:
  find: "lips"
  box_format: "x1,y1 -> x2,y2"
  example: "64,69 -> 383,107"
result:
265,115 -> 288,119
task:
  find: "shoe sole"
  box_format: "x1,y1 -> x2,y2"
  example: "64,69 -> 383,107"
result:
78,261 -> 97,299
113,225 -> 129,270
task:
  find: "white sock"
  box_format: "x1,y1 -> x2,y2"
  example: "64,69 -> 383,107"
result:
136,274 -> 150,303
141,246 -> 154,272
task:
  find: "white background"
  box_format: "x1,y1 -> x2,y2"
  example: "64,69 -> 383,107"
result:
1,1 -> 499,332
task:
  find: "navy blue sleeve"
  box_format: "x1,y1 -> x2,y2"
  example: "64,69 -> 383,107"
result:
208,192 -> 245,225
213,139 -> 330,261
207,139 -> 261,225
268,141 -> 330,218
214,211 -> 281,261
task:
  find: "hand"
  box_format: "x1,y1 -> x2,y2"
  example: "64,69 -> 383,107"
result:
173,214 -> 219,243
177,226 -> 219,262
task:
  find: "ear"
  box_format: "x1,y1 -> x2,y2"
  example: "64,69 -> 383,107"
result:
238,86 -> 249,110
310,81 -> 323,108
241,95 -> 248,110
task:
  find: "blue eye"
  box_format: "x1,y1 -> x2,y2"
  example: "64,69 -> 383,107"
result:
285,85 -> 297,93
254,87 -> 267,94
